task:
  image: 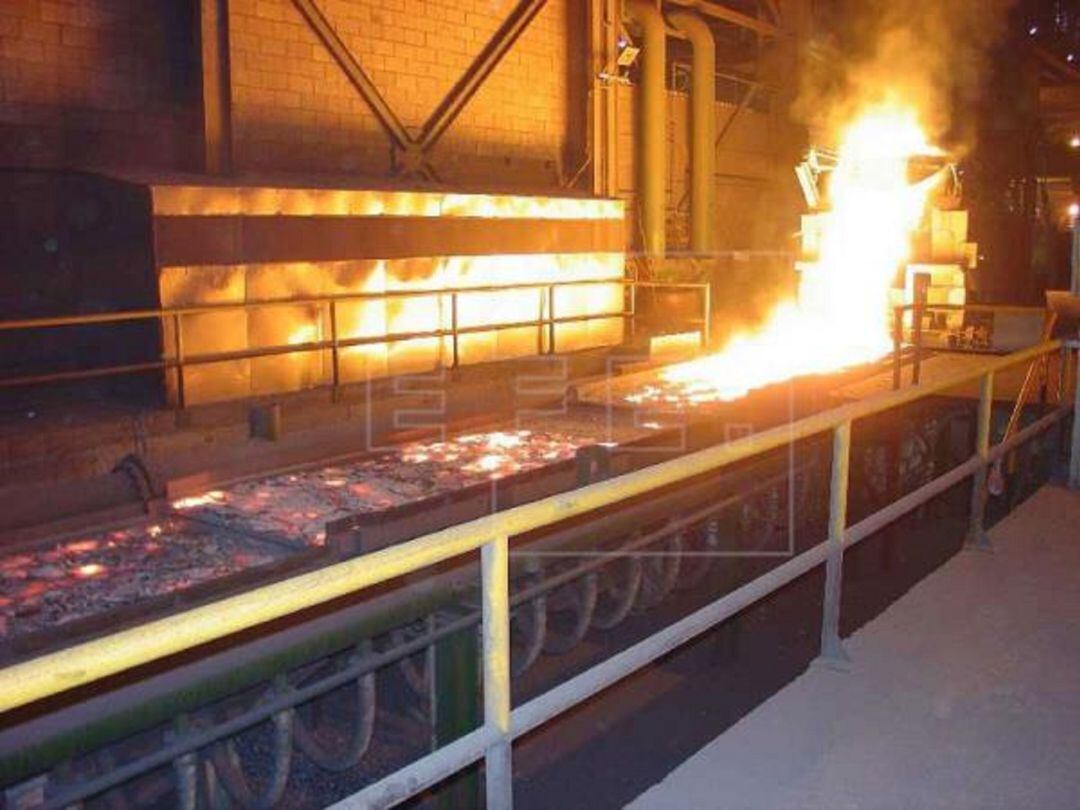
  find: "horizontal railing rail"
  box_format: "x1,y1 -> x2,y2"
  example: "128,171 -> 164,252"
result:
0,339 -> 1073,809
0,279 -> 713,331
0,279 -> 711,409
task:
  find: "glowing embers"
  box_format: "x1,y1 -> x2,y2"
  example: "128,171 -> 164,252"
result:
178,429 -> 597,545
171,491 -> 226,510
402,430 -> 580,478
0,519 -> 286,641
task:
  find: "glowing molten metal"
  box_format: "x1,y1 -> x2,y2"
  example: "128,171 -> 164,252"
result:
658,106 -> 944,404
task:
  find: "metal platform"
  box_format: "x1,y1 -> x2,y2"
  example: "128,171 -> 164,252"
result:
625,484 -> 1080,810
832,350 -> 1071,404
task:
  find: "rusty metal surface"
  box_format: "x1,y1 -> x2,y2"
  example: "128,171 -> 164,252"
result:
152,216 -> 625,266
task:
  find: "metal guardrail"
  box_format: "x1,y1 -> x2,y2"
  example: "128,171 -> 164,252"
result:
890,301 -> 1051,390
0,340 -> 1074,809
0,280 -> 712,408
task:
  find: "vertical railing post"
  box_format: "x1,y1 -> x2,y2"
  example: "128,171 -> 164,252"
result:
172,313 -> 186,411
912,273 -> 929,385
547,286 -> 556,355
966,371 -> 995,550
482,535 -> 513,809
702,283 -> 712,349
892,306 -> 903,391
1069,347 -> 1080,491
450,292 -> 460,369
536,287 -> 545,356
329,300 -> 340,399
1058,344 -> 1069,404
818,420 -> 851,668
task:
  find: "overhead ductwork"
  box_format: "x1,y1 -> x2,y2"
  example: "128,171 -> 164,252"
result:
668,8 -> 716,255
625,0 -> 667,257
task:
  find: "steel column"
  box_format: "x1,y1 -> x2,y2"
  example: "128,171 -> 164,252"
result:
589,0 -> 619,196
482,537 -> 513,810
967,372 -> 995,548
200,0 -> 232,174
818,421 -> 851,666
625,0 -> 666,257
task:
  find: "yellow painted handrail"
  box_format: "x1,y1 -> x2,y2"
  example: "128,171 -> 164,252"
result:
0,339 -> 1064,714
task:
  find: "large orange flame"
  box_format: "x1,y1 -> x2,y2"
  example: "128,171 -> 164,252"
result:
659,105 -> 944,403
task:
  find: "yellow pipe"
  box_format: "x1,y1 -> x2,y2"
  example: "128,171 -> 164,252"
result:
626,0 -> 667,257
668,9 -> 716,255
0,340 -> 1066,714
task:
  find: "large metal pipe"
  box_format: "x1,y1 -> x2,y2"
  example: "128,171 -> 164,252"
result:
626,0 -> 666,257
668,9 -> 715,255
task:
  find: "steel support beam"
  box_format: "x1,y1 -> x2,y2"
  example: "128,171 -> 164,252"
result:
419,0 -> 548,153
290,0 -> 416,161
290,0 -> 549,178
200,0 -> 232,174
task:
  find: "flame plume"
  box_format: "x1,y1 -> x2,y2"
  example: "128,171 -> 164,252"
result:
659,104 -> 943,404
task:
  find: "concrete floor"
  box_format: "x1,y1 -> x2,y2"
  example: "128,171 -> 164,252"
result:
626,484 -> 1080,810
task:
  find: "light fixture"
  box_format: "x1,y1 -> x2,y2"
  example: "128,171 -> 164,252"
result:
1069,202 -> 1080,219
1070,134 -> 1080,149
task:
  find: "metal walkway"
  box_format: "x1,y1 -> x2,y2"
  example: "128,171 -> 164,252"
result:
626,484 -> 1080,810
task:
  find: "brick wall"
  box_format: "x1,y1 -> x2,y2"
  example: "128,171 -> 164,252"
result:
0,0 -> 202,171
0,0 -> 585,188
228,0 -> 586,188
